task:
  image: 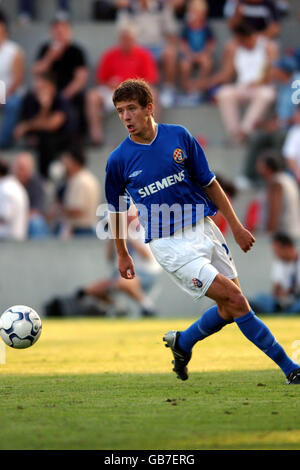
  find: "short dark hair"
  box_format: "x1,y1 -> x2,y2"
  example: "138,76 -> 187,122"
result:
0,9 -> 8,27
64,146 -> 86,167
232,21 -> 255,38
273,233 -> 294,247
113,79 -> 154,108
260,154 -> 284,173
0,158 -> 10,176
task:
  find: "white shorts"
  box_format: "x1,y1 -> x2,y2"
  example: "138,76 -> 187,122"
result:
149,217 -> 237,301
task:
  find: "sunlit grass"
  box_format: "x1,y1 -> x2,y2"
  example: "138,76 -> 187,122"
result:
0,317 -> 299,449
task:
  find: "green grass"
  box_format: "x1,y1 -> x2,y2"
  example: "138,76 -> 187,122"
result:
0,317 -> 300,450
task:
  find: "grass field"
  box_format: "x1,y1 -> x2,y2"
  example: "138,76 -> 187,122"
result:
0,316 -> 300,450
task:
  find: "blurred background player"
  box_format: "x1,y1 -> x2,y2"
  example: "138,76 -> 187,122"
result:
76,208 -> 162,317
211,22 -> 278,144
33,16 -> 88,138
12,151 -> 50,238
255,153 -> 300,239
85,20 -> 159,145
250,233 -> 300,314
178,0 -> 215,95
14,72 -> 72,179
0,11 -> 25,149
116,0 -> 178,108
282,105 -> 300,184
52,146 -> 101,237
0,157 -> 29,241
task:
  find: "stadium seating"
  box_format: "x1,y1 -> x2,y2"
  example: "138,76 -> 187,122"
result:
0,1 -> 299,316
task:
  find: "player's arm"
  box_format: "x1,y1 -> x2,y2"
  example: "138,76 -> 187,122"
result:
109,211 -> 136,279
204,179 -> 255,252
265,181 -> 282,233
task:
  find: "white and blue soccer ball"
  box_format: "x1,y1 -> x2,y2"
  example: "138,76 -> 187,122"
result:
0,305 -> 42,349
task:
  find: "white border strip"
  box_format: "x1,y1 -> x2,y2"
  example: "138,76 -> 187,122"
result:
0,341 -> 6,365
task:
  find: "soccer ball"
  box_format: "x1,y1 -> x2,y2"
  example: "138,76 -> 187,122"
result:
0,305 -> 42,349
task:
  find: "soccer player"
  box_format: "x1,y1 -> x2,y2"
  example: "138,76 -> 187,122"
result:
105,78 -> 300,385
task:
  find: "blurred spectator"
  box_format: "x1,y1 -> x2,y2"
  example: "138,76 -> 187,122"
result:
116,0 -> 178,107
0,158 -> 29,241
282,105 -> 300,184
86,21 -> 159,145
76,210 -> 162,317
18,0 -> 71,24
56,147 -> 101,237
225,0 -> 281,39
255,153 -> 300,238
250,233 -> 300,314
210,174 -> 238,235
33,17 -> 88,136
210,22 -> 277,144
241,55 -> 299,185
169,0 -> 188,19
14,72 -> 72,179
0,11 -> 25,149
12,152 -> 50,239
179,0 -> 215,94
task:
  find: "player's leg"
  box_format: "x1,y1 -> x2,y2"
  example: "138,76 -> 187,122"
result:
115,277 -> 156,317
175,273 -> 241,355
85,87 -> 105,145
205,274 -> 300,383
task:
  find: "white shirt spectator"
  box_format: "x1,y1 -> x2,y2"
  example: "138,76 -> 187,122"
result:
0,175 -> 29,240
0,39 -> 24,94
271,256 -> 300,301
282,124 -> 300,167
63,168 -> 101,230
117,1 -> 178,49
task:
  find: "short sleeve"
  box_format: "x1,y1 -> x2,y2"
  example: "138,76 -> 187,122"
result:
183,128 -> 215,187
71,44 -> 87,68
105,154 -> 130,213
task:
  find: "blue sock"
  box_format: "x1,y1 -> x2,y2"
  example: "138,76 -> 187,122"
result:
178,305 -> 228,353
235,311 -> 299,377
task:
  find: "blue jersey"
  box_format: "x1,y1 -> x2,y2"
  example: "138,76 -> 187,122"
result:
105,124 -> 217,242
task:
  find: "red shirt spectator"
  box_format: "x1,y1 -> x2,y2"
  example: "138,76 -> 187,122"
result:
96,44 -> 159,86
86,22 -> 159,145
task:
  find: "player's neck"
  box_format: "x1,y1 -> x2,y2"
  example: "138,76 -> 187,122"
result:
130,120 -> 157,145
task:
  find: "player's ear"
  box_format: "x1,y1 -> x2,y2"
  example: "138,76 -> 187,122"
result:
147,102 -> 154,116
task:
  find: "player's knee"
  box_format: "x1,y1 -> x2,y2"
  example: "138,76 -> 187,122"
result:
257,86 -> 276,103
225,290 -> 249,317
216,85 -> 234,101
87,88 -> 101,105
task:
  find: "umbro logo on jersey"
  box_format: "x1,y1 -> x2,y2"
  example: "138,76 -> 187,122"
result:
173,148 -> 185,164
129,170 -> 143,178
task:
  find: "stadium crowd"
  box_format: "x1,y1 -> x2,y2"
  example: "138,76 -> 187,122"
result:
0,0 -> 299,252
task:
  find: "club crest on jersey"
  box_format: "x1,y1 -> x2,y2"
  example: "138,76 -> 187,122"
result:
192,278 -> 203,288
173,148 -> 185,164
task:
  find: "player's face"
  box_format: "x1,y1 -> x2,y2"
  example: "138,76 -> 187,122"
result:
115,100 -> 154,138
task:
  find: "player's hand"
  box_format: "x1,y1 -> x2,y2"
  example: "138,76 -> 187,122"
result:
118,254 -> 136,280
233,226 -> 256,253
